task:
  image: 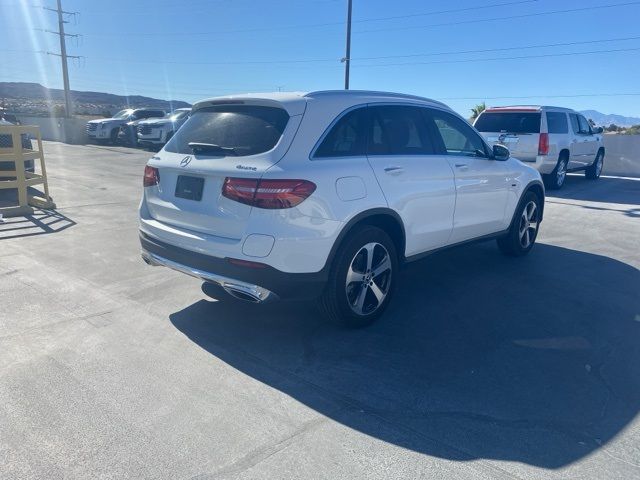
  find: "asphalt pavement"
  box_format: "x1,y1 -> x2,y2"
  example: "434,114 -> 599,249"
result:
1,142 -> 639,479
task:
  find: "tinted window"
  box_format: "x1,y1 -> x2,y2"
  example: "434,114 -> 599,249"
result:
430,109 -> 487,157
577,115 -> 591,134
315,108 -> 368,157
164,105 -> 289,157
474,112 -> 541,133
368,106 -> 434,155
569,114 -> 580,134
546,112 -> 568,134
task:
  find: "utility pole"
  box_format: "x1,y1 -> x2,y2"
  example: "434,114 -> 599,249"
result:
343,0 -> 353,90
43,0 -> 79,118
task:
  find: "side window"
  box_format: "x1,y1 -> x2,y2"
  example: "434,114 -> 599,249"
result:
577,115 -> 591,135
314,107 -> 368,158
368,105 -> 435,155
569,114 -> 580,134
428,109 -> 487,157
547,112 -> 568,134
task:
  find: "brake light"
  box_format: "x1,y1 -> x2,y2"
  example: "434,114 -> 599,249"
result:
222,178 -> 316,209
538,133 -> 549,156
143,165 -> 160,187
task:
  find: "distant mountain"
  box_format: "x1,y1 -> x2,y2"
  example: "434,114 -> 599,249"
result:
580,110 -> 640,128
0,82 -> 190,115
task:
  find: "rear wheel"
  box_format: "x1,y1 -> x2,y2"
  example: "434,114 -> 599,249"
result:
585,149 -> 604,180
319,226 -> 398,328
543,154 -> 568,190
497,191 -> 541,257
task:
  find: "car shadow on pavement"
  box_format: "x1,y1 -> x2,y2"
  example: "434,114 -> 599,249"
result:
170,242 -> 640,469
548,175 -> 640,208
0,208 -> 75,240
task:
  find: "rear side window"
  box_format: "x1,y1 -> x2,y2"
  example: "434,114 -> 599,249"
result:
569,114 -> 580,134
368,106 -> 435,155
474,112 -> 541,133
429,109 -> 488,157
577,115 -> 591,134
315,107 -> 368,157
546,112 -> 568,134
165,105 -> 289,156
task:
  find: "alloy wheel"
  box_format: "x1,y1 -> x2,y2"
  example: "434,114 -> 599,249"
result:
345,242 -> 392,316
556,159 -> 567,187
519,201 -> 539,249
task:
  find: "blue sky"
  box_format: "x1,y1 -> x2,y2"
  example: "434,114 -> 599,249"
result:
2,0 -> 640,117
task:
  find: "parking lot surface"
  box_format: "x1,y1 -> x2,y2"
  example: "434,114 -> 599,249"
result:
1,142 -> 639,479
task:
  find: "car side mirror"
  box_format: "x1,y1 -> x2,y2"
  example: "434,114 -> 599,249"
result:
492,144 -> 510,161
593,127 -> 603,134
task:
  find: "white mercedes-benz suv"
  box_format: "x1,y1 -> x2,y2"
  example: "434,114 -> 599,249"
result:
140,91 -> 544,327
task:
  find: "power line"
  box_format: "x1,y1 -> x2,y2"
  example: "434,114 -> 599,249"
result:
354,46 -> 640,68
5,34 -> 640,66
354,35 -> 640,61
81,0 -> 545,36
441,93 -> 640,100
355,1 -> 640,34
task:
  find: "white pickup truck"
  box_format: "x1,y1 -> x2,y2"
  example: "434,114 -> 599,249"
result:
474,106 -> 605,189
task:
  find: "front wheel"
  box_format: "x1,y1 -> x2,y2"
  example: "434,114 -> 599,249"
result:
497,191 -> 542,257
585,150 -> 604,180
319,226 -> 398,328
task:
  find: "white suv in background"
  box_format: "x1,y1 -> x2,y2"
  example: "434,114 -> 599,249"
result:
139,91 -> 544,327
136,108 -> 191,148
86,108 -> 165,144
474,106 -> 605,189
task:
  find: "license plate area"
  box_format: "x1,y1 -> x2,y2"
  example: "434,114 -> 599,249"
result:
175,175 -> 204,201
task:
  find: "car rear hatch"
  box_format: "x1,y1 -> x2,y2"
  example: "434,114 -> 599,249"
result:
143,96 -> 306,240
474,108 -> 542,161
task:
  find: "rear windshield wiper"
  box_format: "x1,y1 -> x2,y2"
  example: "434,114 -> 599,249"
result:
188,142 -> 237,155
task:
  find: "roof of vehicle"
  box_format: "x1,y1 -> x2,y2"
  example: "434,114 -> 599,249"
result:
191,90 -> 450,114
483,105 -> 577,113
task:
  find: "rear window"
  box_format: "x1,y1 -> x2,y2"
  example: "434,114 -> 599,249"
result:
547,112 -> 568,134
474,112 -> 541,133
164,105 -> 289,156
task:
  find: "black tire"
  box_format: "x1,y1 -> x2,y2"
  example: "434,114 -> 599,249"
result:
585,149 -> 604,180
497,191 -> 542,257
110,128 -> 119,145
543,153 -> 568,190
319,225 -> 398,328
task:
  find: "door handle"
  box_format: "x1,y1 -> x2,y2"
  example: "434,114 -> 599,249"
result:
384,166 -> 404,174
454,163 -> 469,169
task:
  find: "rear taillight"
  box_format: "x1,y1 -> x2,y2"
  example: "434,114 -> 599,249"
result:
222,178 -> 316,209
143,165 -> 160,187
538,133 -> 550,155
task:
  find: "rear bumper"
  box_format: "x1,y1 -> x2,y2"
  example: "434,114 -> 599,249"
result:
139,231 -> 328,301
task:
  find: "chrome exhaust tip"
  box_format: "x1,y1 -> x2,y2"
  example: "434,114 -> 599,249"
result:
223,287 -> 262,303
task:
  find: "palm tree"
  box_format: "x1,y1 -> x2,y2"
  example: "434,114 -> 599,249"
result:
470,102 -> 486,121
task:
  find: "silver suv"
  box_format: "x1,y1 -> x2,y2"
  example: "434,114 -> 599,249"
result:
474,106 -> 604,189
